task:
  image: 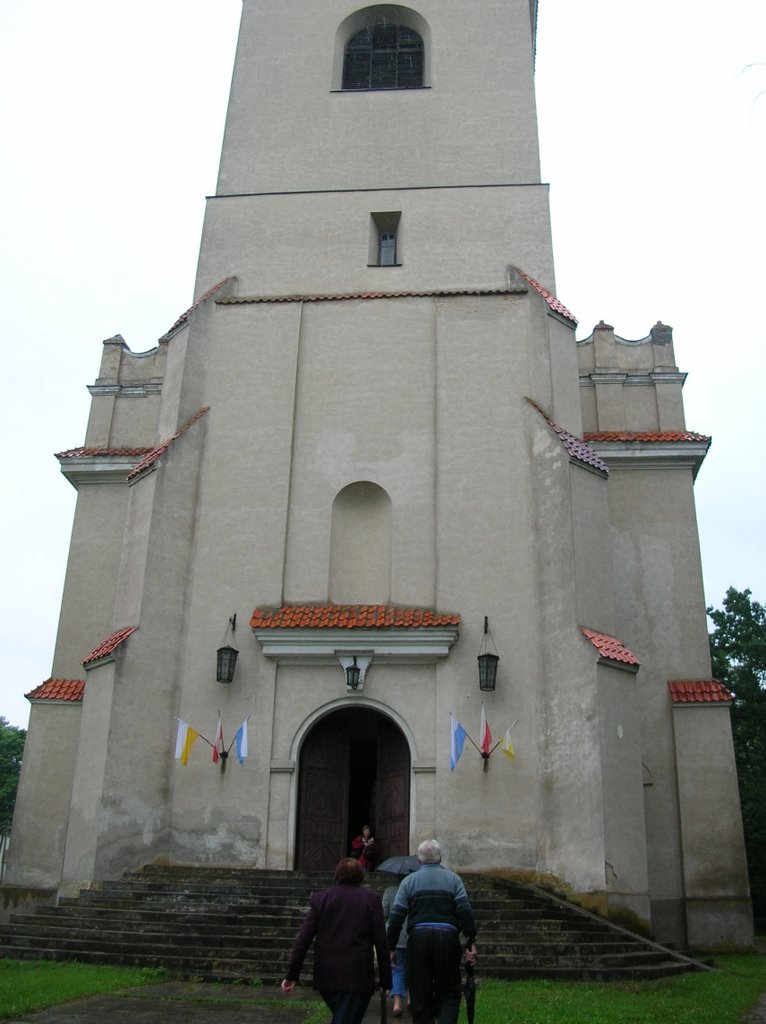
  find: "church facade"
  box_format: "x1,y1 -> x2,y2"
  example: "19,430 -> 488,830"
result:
8,0 -> 752,951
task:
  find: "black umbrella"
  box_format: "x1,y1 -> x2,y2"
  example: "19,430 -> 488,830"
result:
375,854 -> 419,875
463,942 -> 476,1024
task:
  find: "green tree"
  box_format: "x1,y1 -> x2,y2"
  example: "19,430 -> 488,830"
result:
708,587 -> 766,924
0,717 -> 26,836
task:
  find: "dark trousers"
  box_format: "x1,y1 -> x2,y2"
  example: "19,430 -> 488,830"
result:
320,990 -> 373,1024
406,928 -> 462,1024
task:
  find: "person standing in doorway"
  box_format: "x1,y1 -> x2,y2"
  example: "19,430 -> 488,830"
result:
386,839 -> 477,1024
351,824 -> 378,870
281,857 -> 392,1024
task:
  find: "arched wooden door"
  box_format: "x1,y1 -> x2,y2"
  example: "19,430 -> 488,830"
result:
295,708 -> 410,870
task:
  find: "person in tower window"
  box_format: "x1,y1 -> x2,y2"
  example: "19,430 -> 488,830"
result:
351,825 -> 378,871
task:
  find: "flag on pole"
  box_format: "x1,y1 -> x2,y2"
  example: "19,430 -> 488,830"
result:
175,720 -> 188,760
175,720 -> 200,765
234,719 -> 249,765
212,716 -> 224,763
501,727 -> 516,761
450,713 -> 467,771
480,702 -> 492,756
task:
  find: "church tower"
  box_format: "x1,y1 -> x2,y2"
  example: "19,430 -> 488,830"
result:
8,0 -> 752,952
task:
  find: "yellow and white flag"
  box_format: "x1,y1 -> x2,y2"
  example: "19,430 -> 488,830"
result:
175,720 -> 201,765
501,727 -> 516,761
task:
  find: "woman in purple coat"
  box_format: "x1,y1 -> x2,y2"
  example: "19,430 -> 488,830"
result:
281,857 -> 392,1024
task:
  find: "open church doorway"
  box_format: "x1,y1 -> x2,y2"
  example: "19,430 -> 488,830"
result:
295,707 -> 410,871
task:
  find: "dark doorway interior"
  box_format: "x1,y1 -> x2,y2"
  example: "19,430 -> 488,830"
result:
348,735 -> 378,851
295,707 -> 410,870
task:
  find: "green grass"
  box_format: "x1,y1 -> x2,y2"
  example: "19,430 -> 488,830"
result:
1,957 -> 765,1024
0,959 -> 166,1020
456,956 -> 766,1024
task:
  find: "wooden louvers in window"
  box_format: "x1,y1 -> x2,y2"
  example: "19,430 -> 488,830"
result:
343,24 -> 424,90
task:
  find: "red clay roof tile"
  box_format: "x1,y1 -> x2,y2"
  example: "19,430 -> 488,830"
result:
511,267 -> 578,324
668,680 -> 733,704
250,605 -> 461,630
527,399 -> 609,475
584,431 -> 710,444
128,408 -> 209,481
56,446 -> 154,460
581,628 -> 640,666
83,626 -> 136,666
217,273 -> 576,324
218,284 -> 530,307
161,277 -> 237,339
26,678 -> 85,702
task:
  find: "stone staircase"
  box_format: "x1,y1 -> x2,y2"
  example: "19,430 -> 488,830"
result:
0,865 -> 705,982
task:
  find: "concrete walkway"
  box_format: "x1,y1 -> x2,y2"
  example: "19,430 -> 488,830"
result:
5,982 -> 378,1024
743,994 -> 766,1024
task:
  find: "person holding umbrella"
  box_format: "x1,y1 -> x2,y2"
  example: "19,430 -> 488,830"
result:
281,857 -> 392,1024
386,839 -> 477,1024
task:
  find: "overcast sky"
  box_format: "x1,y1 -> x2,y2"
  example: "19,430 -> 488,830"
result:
1,0 -> 764,729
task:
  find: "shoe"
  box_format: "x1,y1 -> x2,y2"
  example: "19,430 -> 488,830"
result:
392,1009 -> 402,1018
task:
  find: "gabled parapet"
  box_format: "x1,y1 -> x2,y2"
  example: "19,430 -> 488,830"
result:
578,321 -> 689,433
578,320 -> 678,373
84,335 -> 167,450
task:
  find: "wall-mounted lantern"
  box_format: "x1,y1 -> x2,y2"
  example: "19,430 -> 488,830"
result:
338,653 -> 373,693
217,614 -> 239,684
346,656 -> 361,690
477,616 -> 499,692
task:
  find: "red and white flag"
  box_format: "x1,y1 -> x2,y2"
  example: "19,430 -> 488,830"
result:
212,716 -> 224,763
480,702 -> 492,756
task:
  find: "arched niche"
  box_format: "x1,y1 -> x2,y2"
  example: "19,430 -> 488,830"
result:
329,481 -> 392,604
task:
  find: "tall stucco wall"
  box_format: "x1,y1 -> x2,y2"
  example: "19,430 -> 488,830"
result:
603,463 -> 723,947
61,661 -> 117,887
51,484 -> 131,679
570,466 -> 615,634
672,704 -> 753,949
61,414 -> 210,882
597,662 -> 649,925
525,414 -> 609,893
6,703 -> 81,888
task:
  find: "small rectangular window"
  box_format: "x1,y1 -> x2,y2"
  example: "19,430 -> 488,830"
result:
379,233 -> 396,265
369,212 -> 401,267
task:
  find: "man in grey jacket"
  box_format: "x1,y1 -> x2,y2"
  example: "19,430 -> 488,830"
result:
386,839 -> 477,1024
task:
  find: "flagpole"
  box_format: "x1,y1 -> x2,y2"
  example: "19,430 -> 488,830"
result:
462,730 -> 494,772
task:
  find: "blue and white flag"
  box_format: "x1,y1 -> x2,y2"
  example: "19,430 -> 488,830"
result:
234,718 -> 249,765
450,713 -> 467,771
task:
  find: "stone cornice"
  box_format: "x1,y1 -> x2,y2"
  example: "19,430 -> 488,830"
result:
579,371 -> 687,388
252,626 -> 459,664
87,383 -> 163,398
58,456 -> 149,488
586,440 -> 709,479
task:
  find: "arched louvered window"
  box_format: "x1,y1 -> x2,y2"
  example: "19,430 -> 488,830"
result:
343,23 -> 424,90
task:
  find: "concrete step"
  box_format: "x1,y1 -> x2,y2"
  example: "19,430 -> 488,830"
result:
0,865 -> 703,983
